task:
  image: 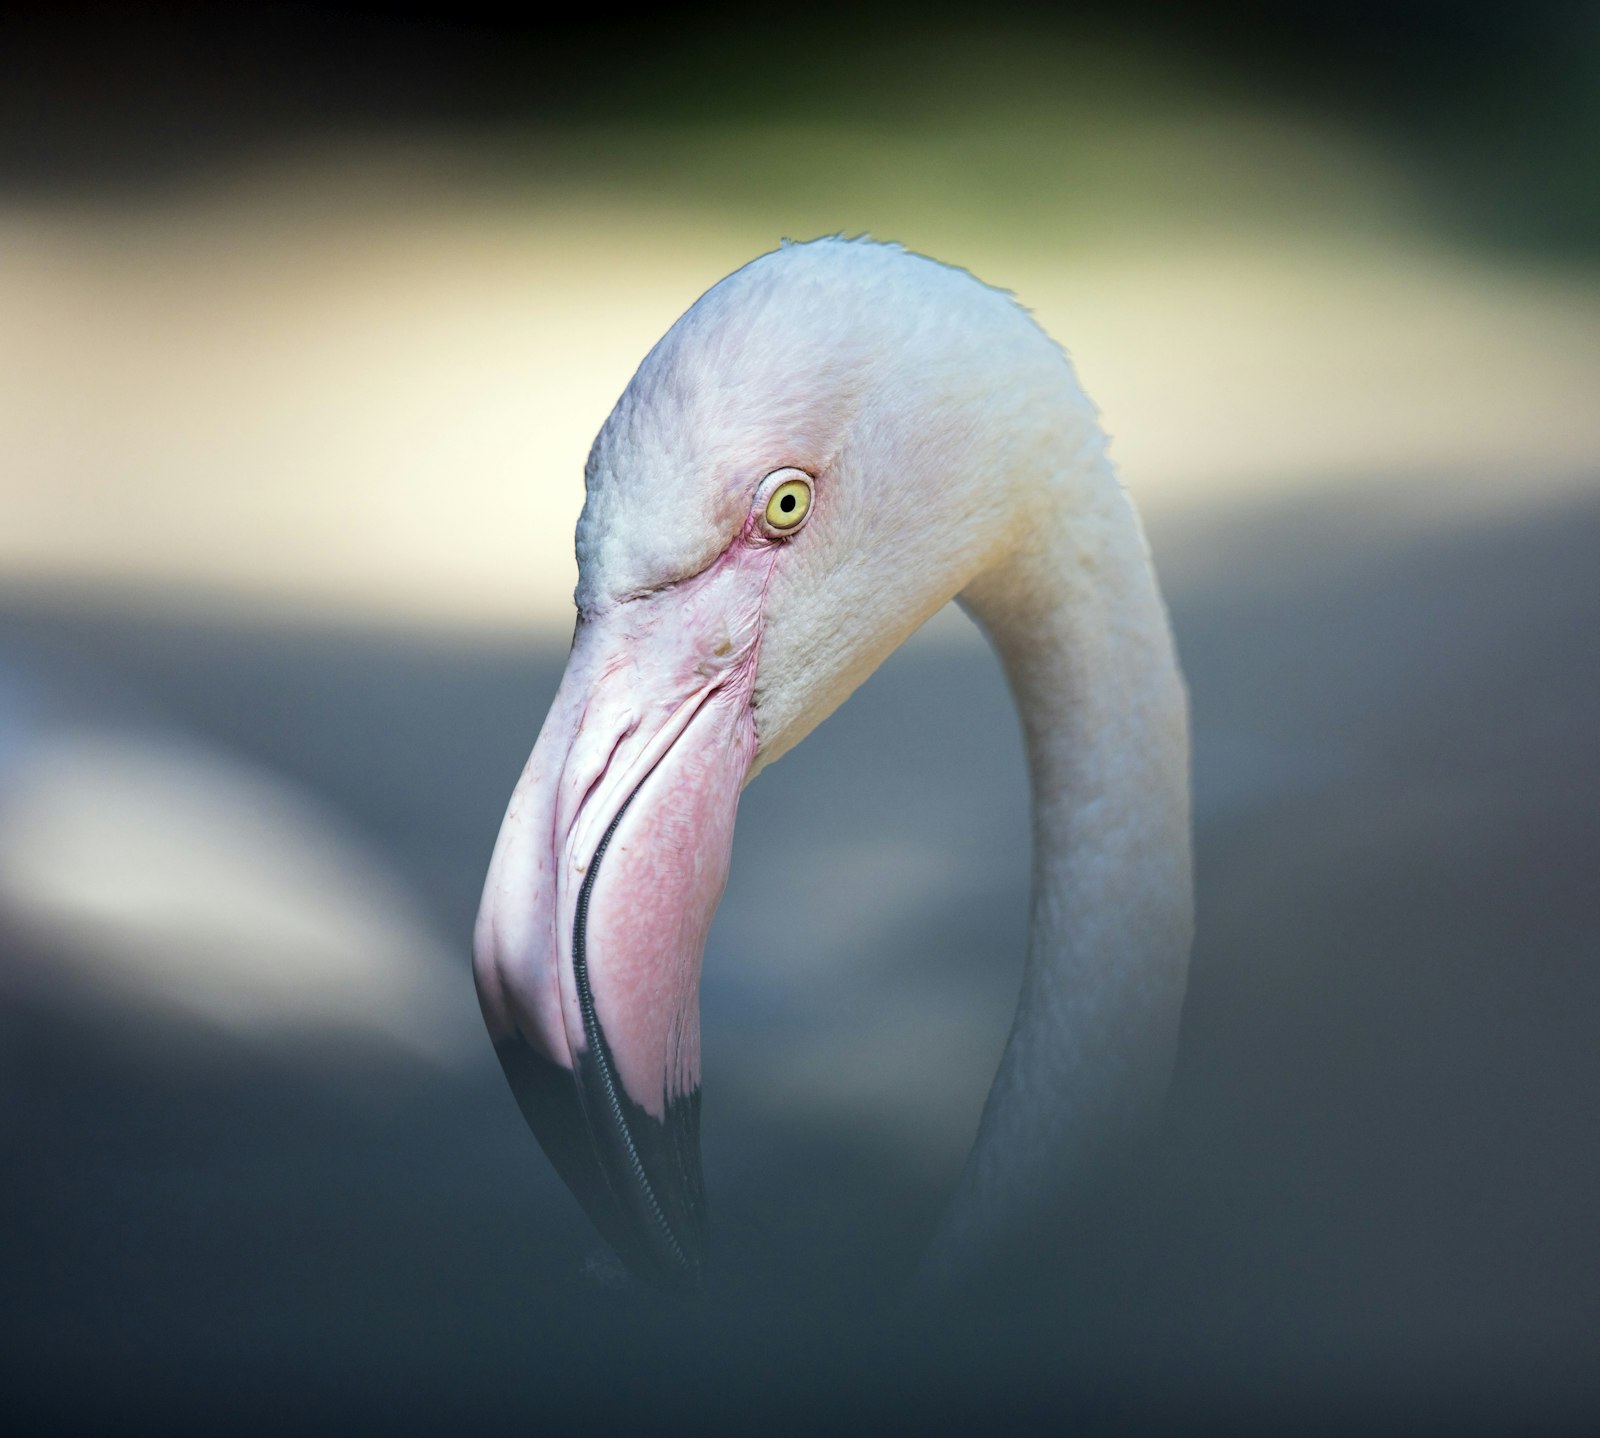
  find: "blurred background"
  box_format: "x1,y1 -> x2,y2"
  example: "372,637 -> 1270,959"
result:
3,1 -> 1598,1430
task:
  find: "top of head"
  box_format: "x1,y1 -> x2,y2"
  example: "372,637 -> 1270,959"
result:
573,236 -> 1106,768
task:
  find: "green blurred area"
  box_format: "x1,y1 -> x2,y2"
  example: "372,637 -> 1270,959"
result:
5,1 -> 1598,263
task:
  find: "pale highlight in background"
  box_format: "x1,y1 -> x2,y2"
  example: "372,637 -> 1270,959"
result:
5,127 -> 1598,637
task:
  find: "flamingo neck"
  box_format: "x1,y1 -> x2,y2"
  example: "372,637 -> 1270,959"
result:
932,439 -> 1193,1285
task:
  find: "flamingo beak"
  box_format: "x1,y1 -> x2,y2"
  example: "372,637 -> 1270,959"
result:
473,555 -> 764,1288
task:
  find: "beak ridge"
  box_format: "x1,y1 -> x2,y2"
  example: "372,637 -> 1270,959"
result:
476,589 -> 760,1289
565,784 -> 707,1285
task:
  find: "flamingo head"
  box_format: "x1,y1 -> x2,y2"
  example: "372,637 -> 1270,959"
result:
472,237 -> 1083,1286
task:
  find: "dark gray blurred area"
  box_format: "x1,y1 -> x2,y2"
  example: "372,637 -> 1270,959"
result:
4,483 -> 1597,1432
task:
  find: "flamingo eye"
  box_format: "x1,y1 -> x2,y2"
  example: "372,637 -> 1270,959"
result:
761,474 -> 813,535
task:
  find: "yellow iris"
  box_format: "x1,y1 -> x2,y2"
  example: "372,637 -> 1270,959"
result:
764,478 -> 811,531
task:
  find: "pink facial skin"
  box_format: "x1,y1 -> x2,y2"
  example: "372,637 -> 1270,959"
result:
473,516 -> 781,1120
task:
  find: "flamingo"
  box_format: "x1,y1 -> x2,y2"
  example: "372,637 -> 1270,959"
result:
473,237 -> 1192,1290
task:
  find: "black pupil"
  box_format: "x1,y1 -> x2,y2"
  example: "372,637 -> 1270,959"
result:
780,494 -> 796,513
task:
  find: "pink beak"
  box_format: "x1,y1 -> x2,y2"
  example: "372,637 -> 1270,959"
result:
473,543 -> 772,1286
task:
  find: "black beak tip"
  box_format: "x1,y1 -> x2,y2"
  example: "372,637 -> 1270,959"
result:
495,1035 -> 707,1293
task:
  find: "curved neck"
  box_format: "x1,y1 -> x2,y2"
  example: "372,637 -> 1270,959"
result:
930,442 -> 1193,1285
